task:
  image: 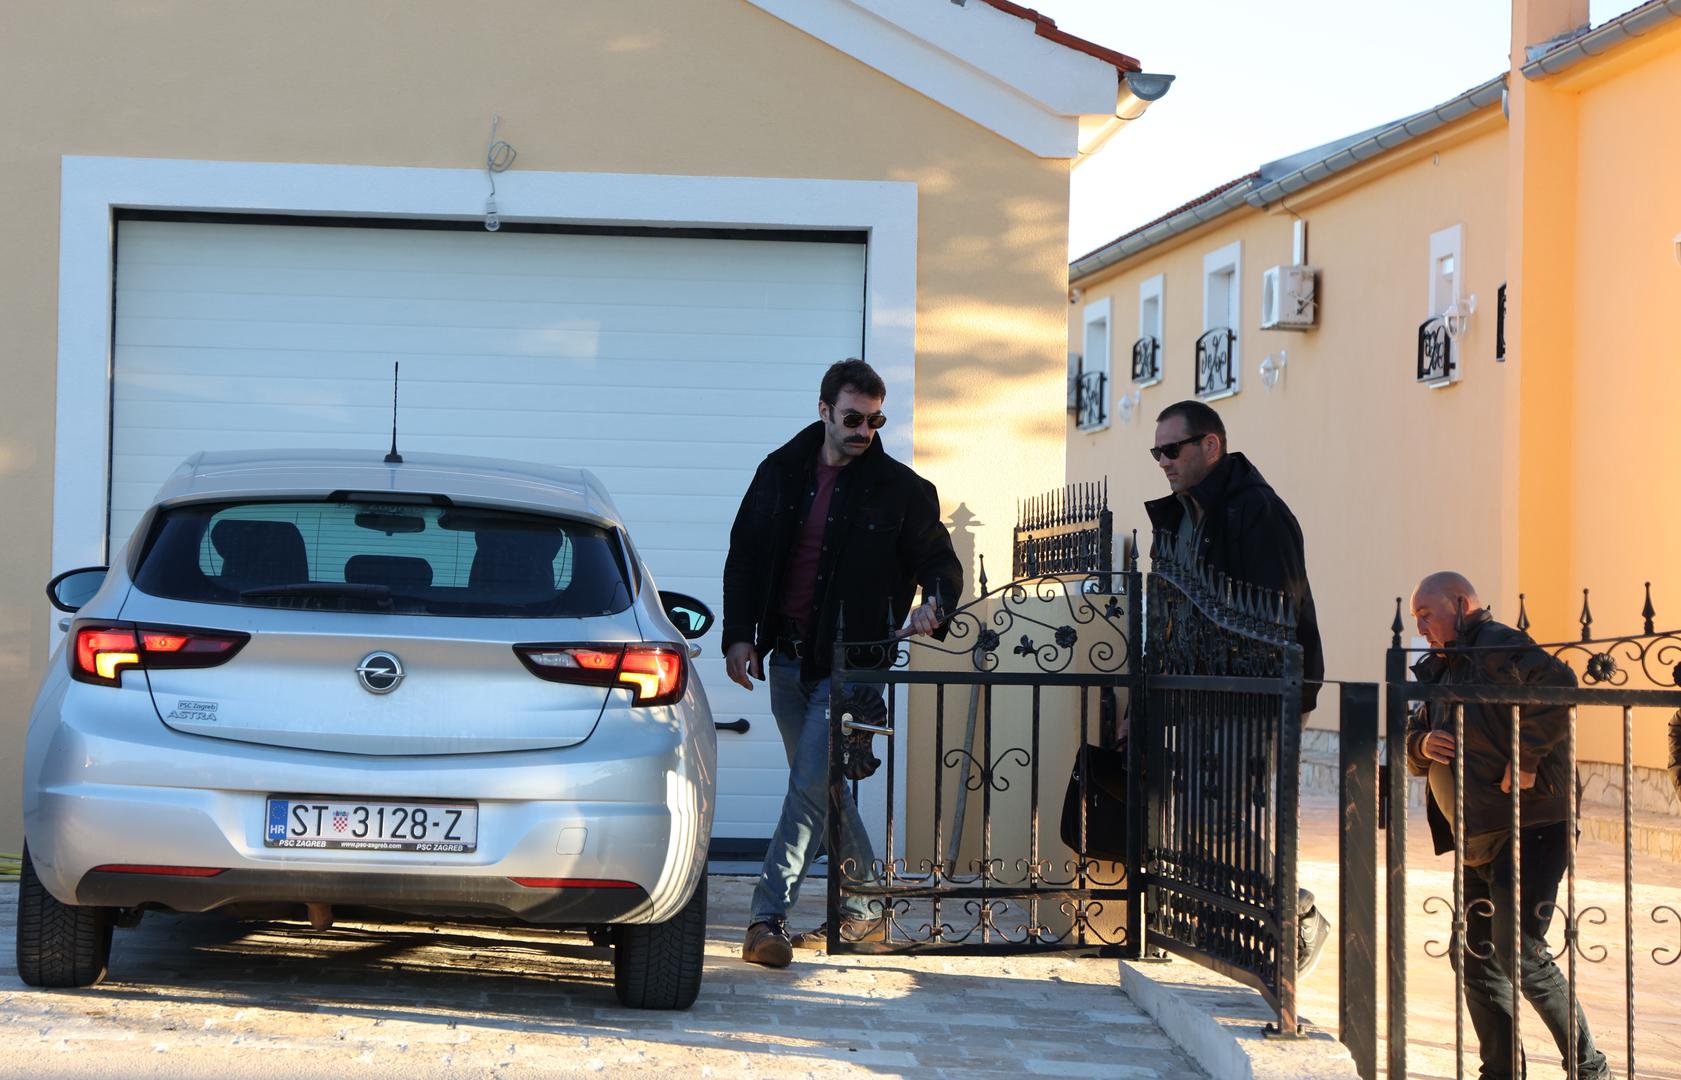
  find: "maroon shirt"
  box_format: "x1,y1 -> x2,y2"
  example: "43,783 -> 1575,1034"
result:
777,460 -> 845,638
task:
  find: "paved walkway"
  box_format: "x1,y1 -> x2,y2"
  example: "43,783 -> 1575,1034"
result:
1295,794 -> 1681,1080
0,874 -> 1204,1080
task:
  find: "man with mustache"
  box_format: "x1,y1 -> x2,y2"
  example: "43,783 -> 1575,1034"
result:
723,358 -> 961,967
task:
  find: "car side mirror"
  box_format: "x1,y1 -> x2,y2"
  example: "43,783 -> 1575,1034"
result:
47,566 -> 110,613
659,591 -> 715,640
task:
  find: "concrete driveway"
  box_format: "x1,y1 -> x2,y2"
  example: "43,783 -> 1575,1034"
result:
0,874 -> 1202,1080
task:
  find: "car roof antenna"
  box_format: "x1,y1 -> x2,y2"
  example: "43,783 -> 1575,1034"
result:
384,361 -> 404,464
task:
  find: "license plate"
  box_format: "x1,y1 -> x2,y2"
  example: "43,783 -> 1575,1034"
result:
264,796 -> 478,853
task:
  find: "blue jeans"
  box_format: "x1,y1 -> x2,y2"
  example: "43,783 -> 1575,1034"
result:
749,652 -> 878,925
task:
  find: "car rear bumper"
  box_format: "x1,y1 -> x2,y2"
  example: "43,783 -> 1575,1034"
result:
23,682 -> 714,925
74,866 -> 655,924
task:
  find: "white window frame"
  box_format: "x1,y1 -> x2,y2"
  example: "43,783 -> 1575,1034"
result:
1425,224 -> 1464,388
1135,274 -> 1164,388
1077,297 -> 1112,432
1201,240 -> 1242,399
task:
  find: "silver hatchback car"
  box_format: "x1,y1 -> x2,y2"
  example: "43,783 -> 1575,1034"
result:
18,449 -> 717,1009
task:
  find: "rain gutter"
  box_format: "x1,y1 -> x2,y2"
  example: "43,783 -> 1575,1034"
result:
1521,0 -> 1681,79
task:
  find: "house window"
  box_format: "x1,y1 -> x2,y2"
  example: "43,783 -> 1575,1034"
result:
1199,241 -> 1241,399
1076,299 -> 1111,432
1133,274 -> 1163,386
1419,224 -> 1463,387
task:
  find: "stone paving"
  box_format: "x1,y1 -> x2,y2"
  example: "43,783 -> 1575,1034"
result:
0,874 -> 1205,1080
1294,794 -> 1681,1080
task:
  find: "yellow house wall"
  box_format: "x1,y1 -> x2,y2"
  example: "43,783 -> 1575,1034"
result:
1555,24 -> 1681,768
0,0 -> 1081,847
1067,119 -> 1512,734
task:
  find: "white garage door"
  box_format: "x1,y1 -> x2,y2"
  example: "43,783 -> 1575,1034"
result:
110,216 -> 868,850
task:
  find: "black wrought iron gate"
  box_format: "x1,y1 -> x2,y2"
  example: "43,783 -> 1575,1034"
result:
823,533 -> 1308,1034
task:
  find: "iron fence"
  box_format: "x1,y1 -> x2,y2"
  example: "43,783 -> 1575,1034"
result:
1143,530 -> 1306,1034
1012,481 -> 1113,580
824,559 -> 1142,957
822,531 -> 1309,1035
1330,588 -> 1681,1080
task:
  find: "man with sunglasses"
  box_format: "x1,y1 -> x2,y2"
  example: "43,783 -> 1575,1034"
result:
723,358 -> 961,968
1143,399 -> 1332,977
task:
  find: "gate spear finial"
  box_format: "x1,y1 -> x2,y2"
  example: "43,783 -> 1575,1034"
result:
1580,588 -> 1594,643
1392,597 -> 1404,648
1643,581 -> 1656,636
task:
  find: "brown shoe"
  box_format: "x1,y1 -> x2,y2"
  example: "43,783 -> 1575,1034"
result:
790,915 -> 889,950
742,919 -> 793,967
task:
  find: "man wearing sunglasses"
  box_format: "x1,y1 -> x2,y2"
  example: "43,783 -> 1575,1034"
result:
723,358 -> 961,968
1143,399 -> 1332,977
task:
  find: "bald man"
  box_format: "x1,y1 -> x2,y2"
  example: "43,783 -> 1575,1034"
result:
1405,572 -> 1608,1080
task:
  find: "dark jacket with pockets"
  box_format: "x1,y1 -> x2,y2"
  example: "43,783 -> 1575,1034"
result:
722,422 -> 962,680
1143,451 -> 1324,712
1404,609 -> 1576,856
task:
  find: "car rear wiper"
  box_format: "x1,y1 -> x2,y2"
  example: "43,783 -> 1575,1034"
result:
239,583 -> 394,610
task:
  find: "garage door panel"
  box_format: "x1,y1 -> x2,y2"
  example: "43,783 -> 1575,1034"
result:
111,218 -> 866,845
117,291 -> 867,339
115,376 -> 818,424
122,224 -> 865,284
118,318 -> 865,363
118,264 -> 867,314
113,345 -> 838,394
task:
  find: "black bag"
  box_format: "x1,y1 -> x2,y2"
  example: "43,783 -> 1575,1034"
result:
1059,740 -> 1130,862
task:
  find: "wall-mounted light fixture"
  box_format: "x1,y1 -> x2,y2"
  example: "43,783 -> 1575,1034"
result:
1116,388 -> 1142,424
1443,294 -> 1478,341
1259,350 -> 1288,390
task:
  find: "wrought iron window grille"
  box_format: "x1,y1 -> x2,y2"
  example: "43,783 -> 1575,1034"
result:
1131,336 -> 1161,385
1075,368 -> 1107,431
1195,327 -> 1237,399
1417,315 -> 1454,384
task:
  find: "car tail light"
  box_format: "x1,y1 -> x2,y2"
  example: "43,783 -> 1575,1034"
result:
90,864 -> 227,877
509,877 -> 639,889
513,643 -> 687,706
71,622 -> 250,687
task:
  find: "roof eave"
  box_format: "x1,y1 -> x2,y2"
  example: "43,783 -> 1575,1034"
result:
1521,0 -> 1681,79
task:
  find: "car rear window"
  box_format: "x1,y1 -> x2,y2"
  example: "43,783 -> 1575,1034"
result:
132,500 -> 632,617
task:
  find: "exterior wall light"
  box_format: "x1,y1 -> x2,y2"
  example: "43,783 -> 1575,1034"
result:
1443,294 -> 1478,341
1116,388 -> 1142,423
1259,350 -> 1287,390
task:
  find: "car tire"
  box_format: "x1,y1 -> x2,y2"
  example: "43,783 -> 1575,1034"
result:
612,876 -> 706,1010
15,845 -> 114,988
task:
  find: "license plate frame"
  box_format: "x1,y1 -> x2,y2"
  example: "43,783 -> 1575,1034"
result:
264,795 -> 479,853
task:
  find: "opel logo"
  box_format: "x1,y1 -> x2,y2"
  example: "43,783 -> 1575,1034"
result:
356,652 -> 404,695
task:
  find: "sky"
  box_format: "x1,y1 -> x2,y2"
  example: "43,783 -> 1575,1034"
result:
1036,0 -> 1632,259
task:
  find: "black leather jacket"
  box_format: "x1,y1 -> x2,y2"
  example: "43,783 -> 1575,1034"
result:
1405,610 -> 1576,855
721,422 -> 961,679
1144,452 -> 1323,712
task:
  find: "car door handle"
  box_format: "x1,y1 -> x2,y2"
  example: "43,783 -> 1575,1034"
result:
716,718 -> 751,734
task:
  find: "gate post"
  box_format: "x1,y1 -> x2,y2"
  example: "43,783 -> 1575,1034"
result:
1269,639 -> 1305,1038
1384,624 -> 1410,1080
1123,541 -> 1147,959
1338,682 -> 1379,1080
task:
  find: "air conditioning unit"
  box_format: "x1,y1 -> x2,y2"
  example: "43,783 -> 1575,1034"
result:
1260,265 -> 1317,330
